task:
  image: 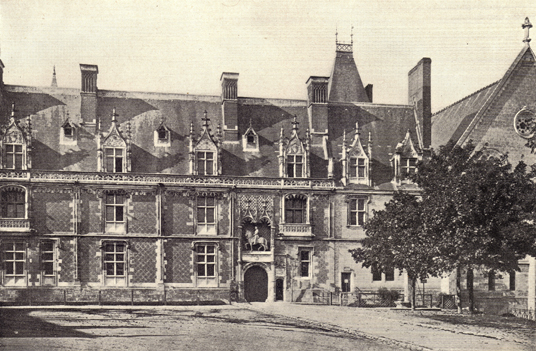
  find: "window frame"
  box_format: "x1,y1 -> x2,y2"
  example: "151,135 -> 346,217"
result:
40,240 -> 56,286
195,243 -> 218,287
401,157 -> 417,178
5,143 -> 24,170
2,241 -> 26,286
1,187 -> 27,219
348,198 -> 367,226
371,265 -> 382,281
286,154 -> 304,178
196,151 -> 214,176
102,241 -> 127,286
349,157 -> 367,179
104,147 -> 125,173
105,193 -> 126,233
284,195 -> 308,224
196,195 -> 216,235
298,248 -> 312,279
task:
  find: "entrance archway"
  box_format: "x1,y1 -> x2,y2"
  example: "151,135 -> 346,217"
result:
244,266 -> 268,302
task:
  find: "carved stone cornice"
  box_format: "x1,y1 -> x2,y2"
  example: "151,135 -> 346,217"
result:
0,170 -> 336,189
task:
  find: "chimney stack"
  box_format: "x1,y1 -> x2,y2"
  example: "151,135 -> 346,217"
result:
80,64 -> 99,125
220,72 -> 239,142
408,58 -> 431,149
306,76 -> 329,146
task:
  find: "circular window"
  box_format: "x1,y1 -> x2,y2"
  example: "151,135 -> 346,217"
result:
514,108 -> 535,139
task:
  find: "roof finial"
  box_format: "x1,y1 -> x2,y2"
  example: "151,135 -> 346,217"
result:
202,110 -> 210,130
351,25 -> 354,45
355,121 -> 360,135
51,66 -> 57,87
523,17 -> 532,45
291,115 -> 299,131
111,108 -> 118,124
335,26 -> 338,44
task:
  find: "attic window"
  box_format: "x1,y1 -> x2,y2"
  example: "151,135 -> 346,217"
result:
64,125 -> 73,137
247,133 -> 255,145
60,122 -> 77,145
154,124 -> 171,147
242,127 -> 259,152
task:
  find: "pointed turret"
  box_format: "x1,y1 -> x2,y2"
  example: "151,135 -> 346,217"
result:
51,66 -> 58,87
328,30 -> 369,103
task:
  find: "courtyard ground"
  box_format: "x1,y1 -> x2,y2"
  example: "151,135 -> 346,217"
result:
0,303 -> 534,351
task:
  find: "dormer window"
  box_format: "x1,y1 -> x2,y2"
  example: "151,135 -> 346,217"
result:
392,130 -> 422,184
154,123 -> 171,147
189,111 -> 221,176
341,124 -> 371,186
98,108 -> 131,173
60,120 -> 77,145
242,122 -> 259,152
1,104 -> 31,170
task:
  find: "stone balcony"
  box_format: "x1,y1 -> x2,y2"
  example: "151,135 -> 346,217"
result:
278,223 -> 313,238
0,219 -> 31,232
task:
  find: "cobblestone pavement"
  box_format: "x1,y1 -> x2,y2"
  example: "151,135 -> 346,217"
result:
0,305 -> 399,351
247,302 -> 536,351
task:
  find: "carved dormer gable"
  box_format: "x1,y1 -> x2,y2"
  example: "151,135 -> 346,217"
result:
189,111 -> 221,176
60,117 -> 77,146
154,119 -> 171,147
0,103 -> 32,170
278,115 -> 310,178
341,122 -> 370,186
242,120 -> 259,152
391,130 -> 422,184
98,108 -> 130,173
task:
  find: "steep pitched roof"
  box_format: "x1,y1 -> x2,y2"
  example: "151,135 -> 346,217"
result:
328,43 -> 369,103
432,44 -> 536,150
431,81 -> 499,149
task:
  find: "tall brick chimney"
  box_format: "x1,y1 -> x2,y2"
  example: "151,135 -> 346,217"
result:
408,58 -> 431,149
80,64 -> 98,125
306,76 -> 329,146
220,72 -> 239,142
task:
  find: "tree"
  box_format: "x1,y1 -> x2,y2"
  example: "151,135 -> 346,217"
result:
412,141 -> 536,312
351,141 -> 536,312
350,192 -> 443,310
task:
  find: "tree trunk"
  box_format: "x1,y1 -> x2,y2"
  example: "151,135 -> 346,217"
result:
467,268 -> 474,313
411,277 -> 417,311
456,266 -> 462,314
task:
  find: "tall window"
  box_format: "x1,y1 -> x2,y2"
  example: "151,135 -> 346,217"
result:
41,240 -> 56,285
105,148 -> 124,173
509,271 -> 516,291
285,196 -> 307,224
385,267 -> 395,281
196,244 -> 217,286
371,265 -> 382,281
401,158 -> 417,177
197,152 -> 214,175
197,196 -> 216,234
287,155 -> 303,178
349,198 -> 366,226
5,144 -> 23,170
105,194 -> 125,233
350,157 -> 366,178
299,249 -> 311,278
103,242 -> 126,286
1,188 -> 25,219
2,241 -> 26,286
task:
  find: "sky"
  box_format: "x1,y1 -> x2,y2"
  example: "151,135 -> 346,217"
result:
0,0 -> 534,111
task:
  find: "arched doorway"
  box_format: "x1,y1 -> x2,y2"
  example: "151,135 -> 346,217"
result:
244,266 -> 268,302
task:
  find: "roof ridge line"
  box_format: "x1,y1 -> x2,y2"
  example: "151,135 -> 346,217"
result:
432,80 -> 500,117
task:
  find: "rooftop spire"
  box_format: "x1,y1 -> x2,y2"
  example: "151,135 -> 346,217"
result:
523,17 -> 532,45
202,110 -> 210,131
291,115 -> 299,132
51,66 -> 57,87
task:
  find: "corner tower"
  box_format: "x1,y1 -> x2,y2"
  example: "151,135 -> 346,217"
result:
328,31 -> 369,103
